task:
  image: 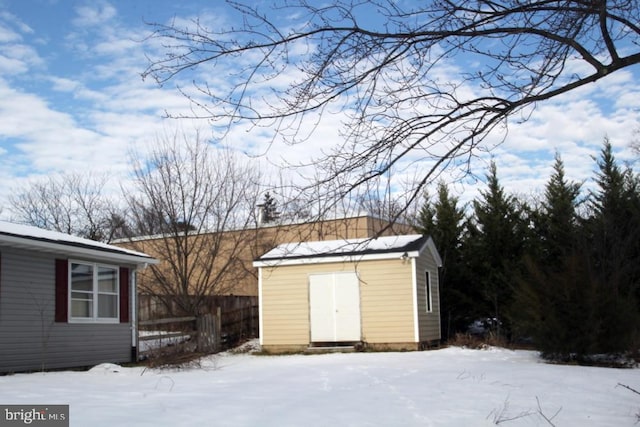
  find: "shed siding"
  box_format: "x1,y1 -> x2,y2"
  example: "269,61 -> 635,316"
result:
358,260 -> 415,344
0,247 -> 133,373
261,259 -> 415,347
415,249 -> 441,342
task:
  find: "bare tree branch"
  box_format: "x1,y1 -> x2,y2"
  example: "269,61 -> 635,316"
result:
7,172 -> 121,241
617,382 -> 640,396
535,396 -> 561,426
143,0 -> 640,220
123,132 -> 264,316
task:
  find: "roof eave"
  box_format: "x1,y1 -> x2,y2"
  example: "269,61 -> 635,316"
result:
0,234 -> 158,267
253,250 -> 420,268
424,236 -> 443,267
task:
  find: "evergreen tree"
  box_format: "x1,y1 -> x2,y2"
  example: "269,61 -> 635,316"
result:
417,183 -> 466,254
589,140 -> 640,283
512,154 -> 584,351
514,140 -> 640,360
538,153 -> 582,268
466,161 -> 526,338
260,192 -> 280,224
416,191 -> 436,237
514,252 -> 602,359
416,182 -> 470,339
586,139 -> 640,353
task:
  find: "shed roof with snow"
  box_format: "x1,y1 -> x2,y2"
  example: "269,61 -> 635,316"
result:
254,234 -> 442,266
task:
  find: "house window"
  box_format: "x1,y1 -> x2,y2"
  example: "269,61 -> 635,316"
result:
425,271 -> 432,313
70,261 -> 119,322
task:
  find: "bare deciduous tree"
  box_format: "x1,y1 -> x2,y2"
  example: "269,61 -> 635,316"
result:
143,0 -> 640,218
124,132 -> 264,316
8,173 -> 120,241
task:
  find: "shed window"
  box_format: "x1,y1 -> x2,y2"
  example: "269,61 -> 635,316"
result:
70,261 -> 119,322
425,271 -> 433,313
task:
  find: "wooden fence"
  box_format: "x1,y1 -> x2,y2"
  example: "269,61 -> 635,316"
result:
138,295 -> 257,321
138,312 -> 221,355
138,295 -> 258,353
221,304 -> 259,345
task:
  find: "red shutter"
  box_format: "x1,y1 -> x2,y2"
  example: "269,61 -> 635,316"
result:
55,259 -> 68,323
119,267 -> 130,323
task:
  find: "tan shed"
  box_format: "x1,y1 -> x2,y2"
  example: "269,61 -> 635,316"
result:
253,234 -> 442,353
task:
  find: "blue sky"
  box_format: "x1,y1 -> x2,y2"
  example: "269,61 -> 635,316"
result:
0,0 -> 639,216
0,1 -> 223,190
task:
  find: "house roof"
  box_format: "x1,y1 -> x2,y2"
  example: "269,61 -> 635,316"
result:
253,234 -> 442,267
0,221 -> 158,267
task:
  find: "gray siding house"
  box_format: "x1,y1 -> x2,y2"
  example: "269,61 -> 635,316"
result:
0,221 -> 157,373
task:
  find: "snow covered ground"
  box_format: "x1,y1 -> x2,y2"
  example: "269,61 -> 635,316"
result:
1,345 -> 638,426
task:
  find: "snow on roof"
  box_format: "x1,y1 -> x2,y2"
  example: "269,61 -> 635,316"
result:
0,221 -> 155,262
258,234 -> 428,261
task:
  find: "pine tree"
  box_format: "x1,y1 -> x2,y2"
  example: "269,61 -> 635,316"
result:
514,252 -> 601,359
512,154 -> 584,353
538,153 -> 582,268
588,140 -> 640,292
417,184 -> 466,251
586,139 -> 640,353
466,161 -> 526,338
260,192 -> 280,224
416,191 -> 436,237
514,140 -> 640,360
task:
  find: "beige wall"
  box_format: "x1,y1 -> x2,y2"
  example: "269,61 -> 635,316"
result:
256,215 -> 414,246
359,259 -> 415,344
260,258 -> 417,348
118,215 -> 415,297
120,229 -> 263,297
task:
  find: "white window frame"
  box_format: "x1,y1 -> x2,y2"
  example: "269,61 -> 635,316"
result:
68,260 -> 119,323
425,270 -> 433,313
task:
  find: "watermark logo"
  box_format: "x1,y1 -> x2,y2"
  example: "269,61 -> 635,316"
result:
0,406 -> 68,427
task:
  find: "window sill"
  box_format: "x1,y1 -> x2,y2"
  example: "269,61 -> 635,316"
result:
68,318 -> 120,324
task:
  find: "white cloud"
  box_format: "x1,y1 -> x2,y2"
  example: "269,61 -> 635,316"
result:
0,14 -> 43,75
0,24 -> 20,43
0,55 -> 29,74
72,1 -> 117,28
93,36 -> 138,56
48,76 -> 82,92
0,79 -> 76,139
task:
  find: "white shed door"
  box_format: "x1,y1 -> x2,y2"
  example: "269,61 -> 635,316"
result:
309,272 -> 361,342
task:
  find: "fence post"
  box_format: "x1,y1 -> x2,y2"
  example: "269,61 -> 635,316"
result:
251,305 -> 258,337
240,306 -> 244,338
196,313 -> 220,353
216,307 -> 222,352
